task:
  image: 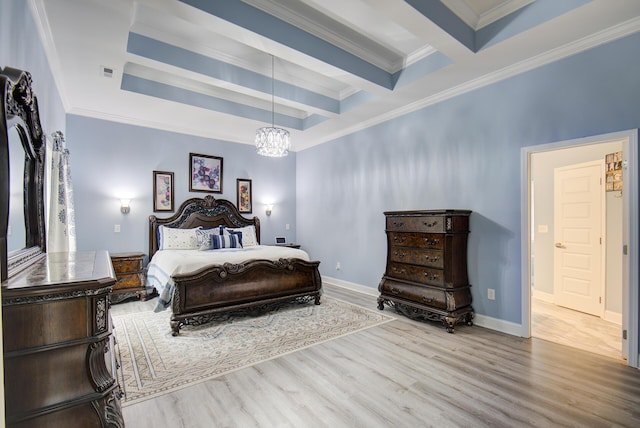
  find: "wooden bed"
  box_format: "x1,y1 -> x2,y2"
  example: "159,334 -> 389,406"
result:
148,195 -> 322,335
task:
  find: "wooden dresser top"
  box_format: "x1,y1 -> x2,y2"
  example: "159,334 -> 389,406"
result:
2,251 -> 116,299
383,209 -> 472,216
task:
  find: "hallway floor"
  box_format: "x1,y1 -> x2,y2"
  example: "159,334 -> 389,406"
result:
532,297 -> 622,361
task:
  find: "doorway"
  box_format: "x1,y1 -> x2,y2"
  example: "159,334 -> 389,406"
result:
521,129 -> 639,368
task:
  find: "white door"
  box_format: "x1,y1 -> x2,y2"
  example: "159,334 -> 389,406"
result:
553,161 -> 604,316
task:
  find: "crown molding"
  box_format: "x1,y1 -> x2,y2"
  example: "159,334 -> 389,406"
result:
242,0 -> 402,73
308,17 -> 640,149
28,0 -> 72,111
476,0 -> 535,30
441,0 -> 534,30
67,107 -> 258,148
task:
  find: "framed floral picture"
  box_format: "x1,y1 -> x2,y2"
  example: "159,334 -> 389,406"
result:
153,170 -> 174,212
190,153 -> 223,193
237,178 -> 252,213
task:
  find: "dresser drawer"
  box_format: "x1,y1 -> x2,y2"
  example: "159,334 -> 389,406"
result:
388,232 -> 444,250
113,272 -> 142,290
386,216 -> 445,233
389,246 -> 444,269
379,280 -> 447,310
112,258 -> 143,274
387,262 -> 444,287
380,279 -> 472,311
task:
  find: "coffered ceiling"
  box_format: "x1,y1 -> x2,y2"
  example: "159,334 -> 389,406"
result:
29,0 -> 640,151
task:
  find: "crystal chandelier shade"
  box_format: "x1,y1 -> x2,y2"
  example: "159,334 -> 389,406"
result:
256,55 -> 291,157
256,126 -> 290,157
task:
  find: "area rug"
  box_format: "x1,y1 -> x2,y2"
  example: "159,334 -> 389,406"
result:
113,297 -> 394,406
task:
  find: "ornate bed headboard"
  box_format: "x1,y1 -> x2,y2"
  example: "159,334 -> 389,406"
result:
148,195 -> 260,257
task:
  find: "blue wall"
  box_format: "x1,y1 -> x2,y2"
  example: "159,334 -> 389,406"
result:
297,33 -> 640,324
1,0 -> 65,139
66,115 -> 297,258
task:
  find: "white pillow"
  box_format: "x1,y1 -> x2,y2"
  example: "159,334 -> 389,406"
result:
196,227 -> 224,250
225,225 -> 258,247
158,226 -> 201,250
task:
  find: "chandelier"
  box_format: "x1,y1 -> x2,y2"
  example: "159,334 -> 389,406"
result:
256,55 -> 290,157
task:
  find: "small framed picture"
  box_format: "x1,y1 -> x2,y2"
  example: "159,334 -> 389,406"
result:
153,171 -> 174,212
190,153 -> 223,193
237,178 -> 252,213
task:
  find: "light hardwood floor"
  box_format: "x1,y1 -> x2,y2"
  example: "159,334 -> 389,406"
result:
117,285 -> 640,428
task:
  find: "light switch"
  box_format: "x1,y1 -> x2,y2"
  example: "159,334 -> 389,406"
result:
114,224 -> 121,233
538,225 -> 548,233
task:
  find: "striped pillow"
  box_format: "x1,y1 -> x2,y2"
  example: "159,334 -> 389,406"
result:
201,233 -> 243,250
225,225 -> 258,247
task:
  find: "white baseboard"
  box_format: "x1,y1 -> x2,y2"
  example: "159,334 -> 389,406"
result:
604,310 -> 622,325
323,276 -> 526,337
321,276 -> 378,296
532,289 -> 554,303
473,314 -> 526,337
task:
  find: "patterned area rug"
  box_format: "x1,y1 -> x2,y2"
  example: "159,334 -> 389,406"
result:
113,296 -> 394,406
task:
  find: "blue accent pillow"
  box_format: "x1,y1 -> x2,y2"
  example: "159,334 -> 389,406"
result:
227,230 -> 243,246
200,234 -> 243,250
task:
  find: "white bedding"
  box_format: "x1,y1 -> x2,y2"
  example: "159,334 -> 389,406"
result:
148,245 -> 311,312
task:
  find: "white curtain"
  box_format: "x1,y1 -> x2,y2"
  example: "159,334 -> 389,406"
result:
47,131 -> 76,252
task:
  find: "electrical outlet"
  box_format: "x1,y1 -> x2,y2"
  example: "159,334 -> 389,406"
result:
285,224 -> 290,230
114,224 -> 121,233
488,288 -> 495,300
336,262 -> 341,270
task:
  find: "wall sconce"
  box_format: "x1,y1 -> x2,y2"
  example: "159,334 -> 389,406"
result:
120,199 -> 131,214
266,204 -> 273,216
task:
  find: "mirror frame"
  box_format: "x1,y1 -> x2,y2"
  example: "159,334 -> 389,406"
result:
1,67 -> 46,282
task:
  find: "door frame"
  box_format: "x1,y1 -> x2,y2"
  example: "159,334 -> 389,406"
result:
553,160 -> 606,317
520,129 -> 639,368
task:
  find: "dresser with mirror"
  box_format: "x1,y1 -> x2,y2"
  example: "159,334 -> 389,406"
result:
1,67 -> 123,427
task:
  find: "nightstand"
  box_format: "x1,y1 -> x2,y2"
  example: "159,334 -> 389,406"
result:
110,252 -> 154,303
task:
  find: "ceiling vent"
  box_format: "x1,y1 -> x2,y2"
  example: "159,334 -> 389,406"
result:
101,66 -> 114,78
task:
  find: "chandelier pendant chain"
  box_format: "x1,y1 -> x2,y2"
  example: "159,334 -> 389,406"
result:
255,54 -> 291,157
271,55 -> 275,127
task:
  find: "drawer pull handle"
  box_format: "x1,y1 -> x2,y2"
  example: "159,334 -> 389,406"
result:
391,287 -> 401,295
423,273 -> 440,280
393,236 -> 407,243
394,251 -> 407,259
423,238 -> 440,246
423,221 -> 438,228
421,296 -> 433,303
392,267 -> 407,274
392,221 -> 404,227
425,256 -> 440,262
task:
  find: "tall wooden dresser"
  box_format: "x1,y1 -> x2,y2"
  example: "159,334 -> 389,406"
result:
378,210 -> 474,333
2,251 -> 124,427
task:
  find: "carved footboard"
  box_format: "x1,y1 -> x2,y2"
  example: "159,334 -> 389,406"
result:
169,258 -> 322,335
